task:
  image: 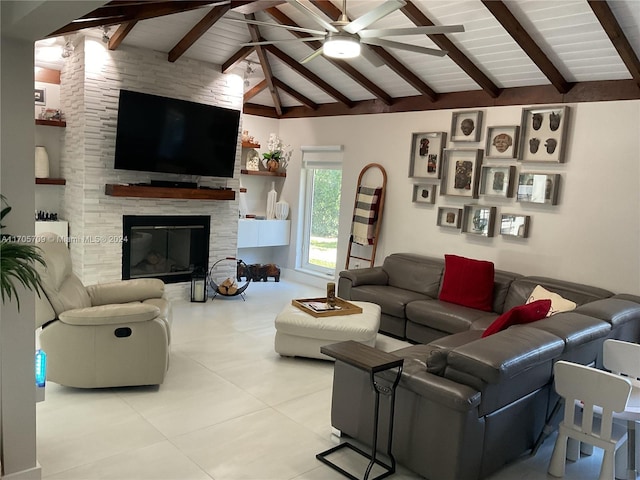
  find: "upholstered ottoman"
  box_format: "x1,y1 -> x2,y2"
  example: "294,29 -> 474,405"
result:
274,301 -> 381,360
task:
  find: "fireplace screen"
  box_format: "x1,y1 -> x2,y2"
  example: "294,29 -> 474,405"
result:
122,215 -> 210,284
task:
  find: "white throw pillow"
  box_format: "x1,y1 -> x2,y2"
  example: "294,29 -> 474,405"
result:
526,285 -> 577,317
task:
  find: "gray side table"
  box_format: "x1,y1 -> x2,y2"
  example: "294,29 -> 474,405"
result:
316,340 -> 404,480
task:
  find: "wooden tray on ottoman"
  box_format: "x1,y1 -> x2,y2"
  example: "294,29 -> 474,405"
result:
292,297 -> 363,318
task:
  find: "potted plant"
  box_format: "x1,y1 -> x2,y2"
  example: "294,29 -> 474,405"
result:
262,133 -> 292,172
0,195 -> 45,310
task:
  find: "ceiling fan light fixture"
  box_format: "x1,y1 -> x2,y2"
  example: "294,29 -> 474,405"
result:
323,32 -> 361,59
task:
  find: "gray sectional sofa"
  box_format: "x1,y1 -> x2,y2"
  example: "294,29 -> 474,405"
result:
333,253 -> 640,480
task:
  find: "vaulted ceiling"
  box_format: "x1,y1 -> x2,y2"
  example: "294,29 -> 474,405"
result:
44,0 -> 640,118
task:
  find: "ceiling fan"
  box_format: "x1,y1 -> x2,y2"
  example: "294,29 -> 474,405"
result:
230,0 -> 464,64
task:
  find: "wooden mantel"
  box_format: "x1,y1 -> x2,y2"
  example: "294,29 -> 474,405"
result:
105,184 -> 235,200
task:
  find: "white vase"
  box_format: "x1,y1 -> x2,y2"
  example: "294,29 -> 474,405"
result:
266,181 -> 277,220
35,146 -> 49,178
275,200 -> 289,220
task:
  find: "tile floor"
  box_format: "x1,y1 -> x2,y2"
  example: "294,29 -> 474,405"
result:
37,279 -> 605,479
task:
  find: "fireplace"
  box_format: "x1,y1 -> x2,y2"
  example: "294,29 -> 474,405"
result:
122,215 -> 210,284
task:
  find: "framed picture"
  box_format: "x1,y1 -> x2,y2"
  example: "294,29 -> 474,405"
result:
479,165 -> 516,198
35,88 -> 46,105
500,213 -> 531,238
516,172 -> 560,205
485,125 -> 520,159
437,207 -> 463,228
409,132 -> 446,179
412,184 -> 437,204
519,105 -> 569,163
440,149 -> 483,198
450,110 -> 483,142
462,205 -> 496,237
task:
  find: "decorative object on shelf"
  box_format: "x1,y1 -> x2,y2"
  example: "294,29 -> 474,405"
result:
190,268 -> 207,302
275,200 -> 289,220
266,181 -> 277,219
519,106 -> 569,163
500,213 -> 531,238
409,132 -> 446,179
246,149 -> 260,171
262,133 -> 292,172
440,149 -> 483,198
437,207 -> 463,229
462,205 -> 496,237
479,165 -> 516,198
412,184 -> 437,204
516,172 -> 560,205
485,125 -> 520,159
34,145 -> 50,178
451,110 -> 483,142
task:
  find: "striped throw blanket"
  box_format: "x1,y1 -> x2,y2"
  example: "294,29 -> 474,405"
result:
351,186 -> 382,245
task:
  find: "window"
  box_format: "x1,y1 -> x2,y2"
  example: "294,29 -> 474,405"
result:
299,146 -> 343,275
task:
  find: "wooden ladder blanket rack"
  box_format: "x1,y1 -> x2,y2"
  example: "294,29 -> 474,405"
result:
345,163 -> 387,270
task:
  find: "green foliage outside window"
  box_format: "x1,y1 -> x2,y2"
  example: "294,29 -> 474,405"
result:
310,169 -> 341,238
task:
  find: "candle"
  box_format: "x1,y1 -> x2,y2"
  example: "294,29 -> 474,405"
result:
327,282 -> 336,308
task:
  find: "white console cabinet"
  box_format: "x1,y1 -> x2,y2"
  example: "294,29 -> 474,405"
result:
238,219 -> 290,248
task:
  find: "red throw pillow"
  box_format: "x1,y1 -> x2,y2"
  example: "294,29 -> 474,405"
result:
439,254 -> 495,311
481,299 -> 552,338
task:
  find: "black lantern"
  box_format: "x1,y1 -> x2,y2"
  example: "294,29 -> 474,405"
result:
190,267 -> 207,302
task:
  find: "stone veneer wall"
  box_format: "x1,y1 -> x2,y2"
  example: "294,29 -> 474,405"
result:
60,37 -> 243,299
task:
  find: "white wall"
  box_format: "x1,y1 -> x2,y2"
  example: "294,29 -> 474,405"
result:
246,100 -> 640,294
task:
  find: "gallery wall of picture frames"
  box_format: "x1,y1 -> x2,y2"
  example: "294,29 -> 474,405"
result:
407,104 -> 572,241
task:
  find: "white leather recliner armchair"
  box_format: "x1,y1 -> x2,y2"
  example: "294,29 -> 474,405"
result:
35,233 -> 172,388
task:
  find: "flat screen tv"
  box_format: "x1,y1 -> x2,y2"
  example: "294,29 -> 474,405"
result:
114,89 -> 240,178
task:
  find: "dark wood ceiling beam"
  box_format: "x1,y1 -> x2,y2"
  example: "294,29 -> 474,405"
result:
221,46 -> 255,73
50,1 -> 218,36
263,44 -> 355,107
401,1 -> 501,99
482,0 -> 572,94
168,4 -> 229,63
108,21 -> 137,50
273,78 -> 319,110
265,6 -> 395,106
275,79 -> 640,119
246,16 -> 283,116
365,45 -> 438,101
588,0 -> 640,88
244,79 -> 267,102
243,103 -> 280,118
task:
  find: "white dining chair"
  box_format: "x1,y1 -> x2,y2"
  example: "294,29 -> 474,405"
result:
604,339 -> 640,480
548,360 -> 632,480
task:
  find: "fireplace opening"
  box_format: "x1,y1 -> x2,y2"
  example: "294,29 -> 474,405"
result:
122,215 -> 210,284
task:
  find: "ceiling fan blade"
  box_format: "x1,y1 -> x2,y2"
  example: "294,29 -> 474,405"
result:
360,46 -> 385,68
226,16 -> 326,36
343,0 -> 406,35
358,25 -> 465,38
241,37 -> 325,47
287,0 -> 339,33
300,47 -> 324,64
361,38 -> 447,57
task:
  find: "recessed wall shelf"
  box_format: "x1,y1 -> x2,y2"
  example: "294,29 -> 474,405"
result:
240,169 -> 286,178
241,141 -> 260,148
36,178 -> 66,185
35,119 -> 66,127
104,184 -> 235,200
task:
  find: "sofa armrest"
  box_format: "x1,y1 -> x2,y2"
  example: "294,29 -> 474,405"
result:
58,303 -> 160,326
396,360 -> 481,412
86,278 -> 165,306
339,267 -> 388,287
